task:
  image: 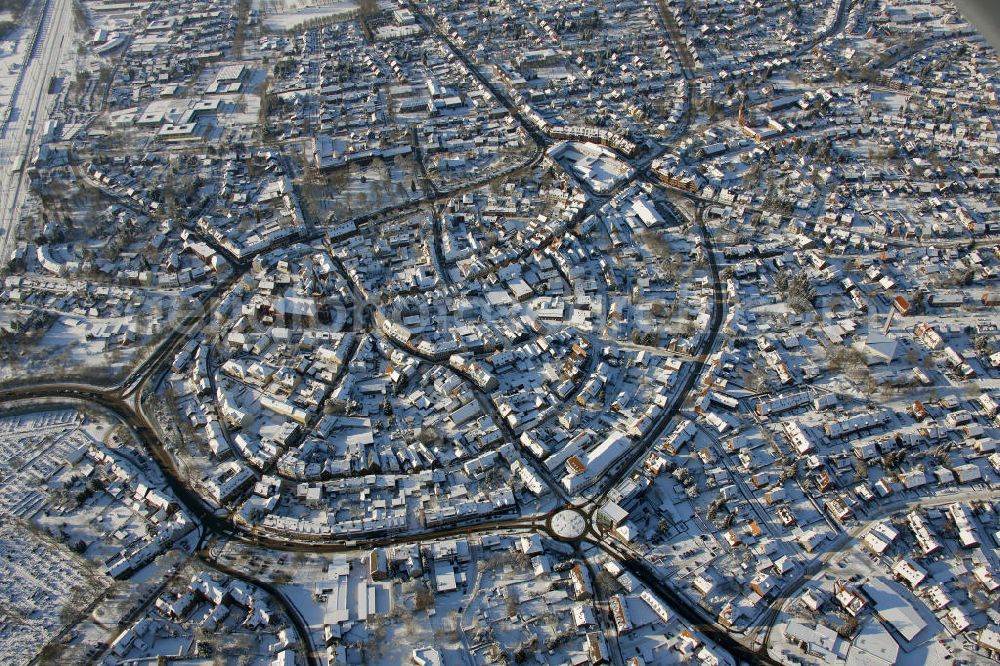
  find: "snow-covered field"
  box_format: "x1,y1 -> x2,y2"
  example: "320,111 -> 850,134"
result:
255,0 -> 358,31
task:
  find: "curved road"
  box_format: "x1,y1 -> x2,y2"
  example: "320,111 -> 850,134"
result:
0,1 -> 867,658
0,190 -> 753,665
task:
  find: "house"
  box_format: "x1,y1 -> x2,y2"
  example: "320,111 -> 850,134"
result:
609,594 -> 632,634
570,564 -> 592,600
411,647 -> 444,666
858,331 -> 898,364
954,463 -> 982,484
586,631 -> 609,664
973,565 -> 999,592
863,577 -> 927,643
750,572 -> 777,600
978,628 -> 1000,657
946,607 -> 971,633
891,558 -> 927,588
834,583 -> 866,616
949,503 -> 980,548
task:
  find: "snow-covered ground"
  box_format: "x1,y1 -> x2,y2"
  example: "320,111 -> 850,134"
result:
256,0 -> 358,31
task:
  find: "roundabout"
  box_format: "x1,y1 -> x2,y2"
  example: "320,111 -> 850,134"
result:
549,508 -> 588,540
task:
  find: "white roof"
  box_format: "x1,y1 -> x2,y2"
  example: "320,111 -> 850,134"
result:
863,577 -> 927,642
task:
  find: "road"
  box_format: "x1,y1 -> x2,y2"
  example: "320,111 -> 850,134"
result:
0,172 -> 735,664
597,536 -> 780,666
197,546 -> 321,666
406,1 -> 551,151
0,0 -> 77,267
798,0 -> 853,56
588,201 -> 724,500
0,192 -> 737,665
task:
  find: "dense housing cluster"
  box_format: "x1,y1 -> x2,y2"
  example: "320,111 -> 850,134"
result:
0,0 -> 998,664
